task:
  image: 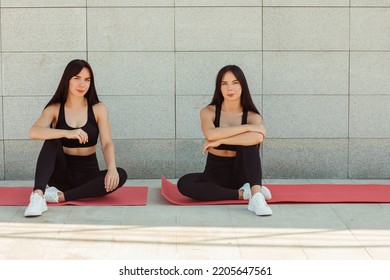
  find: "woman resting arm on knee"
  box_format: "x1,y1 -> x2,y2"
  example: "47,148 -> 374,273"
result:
25,59 -> 127,217
177,65 -> 272,216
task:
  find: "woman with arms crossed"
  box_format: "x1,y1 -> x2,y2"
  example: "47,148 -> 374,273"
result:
178,65 -> 272,216
25,59 -> 127,217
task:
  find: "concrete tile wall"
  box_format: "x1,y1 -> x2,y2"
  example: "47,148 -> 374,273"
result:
349,139 -> 390,178
103,140 -> 176,179
263,1 -> 349,5
87,8 -> 174,51
0,141 -> 4,180
0,98 -> 3,139
176,7 -> 262,51
1,0 -> 86,7
2,53 -> 87,97
1,8 -> 87,52
100,96 -> 175,139
3,97 -> 48,140
350,52 -> 390,95
263,95 -> 349,139
351,0 -> 390,6
350,95 -> 390,139
89,52 -> 175,96
263,8 -> 349,51
263,52 -> 349,95
351,8 -> 390,50
87,0 -> 174,6
263,139 -> 349,178
175,139 -> 206,177
176,52 -> 262,96
0,3 -> 389,179
4,140 -> 43,180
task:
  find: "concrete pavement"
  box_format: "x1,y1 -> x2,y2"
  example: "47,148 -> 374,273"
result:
1,178 -> 390,260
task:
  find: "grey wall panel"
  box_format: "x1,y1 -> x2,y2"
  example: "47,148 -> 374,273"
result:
175,139 -> 206,178
0,4 -> 389,179
176,52 -> 262,96
263,52 -> 348,95
351,8 -> 390,50
263,95 -> 348,138
349,139 -> 390,178
87,8 -> 174,51
99,140 -> 176,179
176,7 -> 262,51
89,52 -> 174,96
2,8 -> 86,51
350,95 -> 390,138
350,52 -> 390,95
264,0 -> 349,5
263,7 -> 349,50
4,140 -> 43,180
100,96 -> 175,139
263,139 -> 348,179
2,53 -> 87,97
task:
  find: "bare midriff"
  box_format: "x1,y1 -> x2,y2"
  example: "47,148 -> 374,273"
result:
63,146 -> 97,156
208,147 -> 236,157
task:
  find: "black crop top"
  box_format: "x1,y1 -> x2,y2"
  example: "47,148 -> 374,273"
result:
55,103 -> 99,148
213,103 -> 248,151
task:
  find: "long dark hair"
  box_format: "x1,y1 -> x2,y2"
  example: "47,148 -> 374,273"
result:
45,59 -> 100,108
209,65 -> 260,114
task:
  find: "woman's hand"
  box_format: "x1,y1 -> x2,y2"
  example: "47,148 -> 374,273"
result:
104,168 -> 120,192
66,129 -> 89,144
202,139 -> 222,155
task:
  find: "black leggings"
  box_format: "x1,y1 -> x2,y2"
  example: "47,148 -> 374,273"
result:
33,139 -> 127,201
177,145 -> 262,201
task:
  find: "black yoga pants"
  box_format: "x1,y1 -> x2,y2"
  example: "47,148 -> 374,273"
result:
33,139 -> 127,201
177,145 -> 262,201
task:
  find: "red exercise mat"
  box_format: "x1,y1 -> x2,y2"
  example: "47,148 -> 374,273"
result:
0,186 -> 148,206
161,176 -> 390,205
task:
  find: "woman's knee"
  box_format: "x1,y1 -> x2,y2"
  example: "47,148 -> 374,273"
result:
40,139 -> 62,154
117,167 -> 128,186
177,175 -> 192,196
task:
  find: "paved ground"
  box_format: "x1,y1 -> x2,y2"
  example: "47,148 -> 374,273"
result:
1,178 -> 390,260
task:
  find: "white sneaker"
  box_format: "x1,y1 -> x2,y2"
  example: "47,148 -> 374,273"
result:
239,183 -> 252,200
261,185 -> 272,200
239,183 -> 272,200
248,192 -> 273,216
44,186 -> 61,203
24,193 -> 48,217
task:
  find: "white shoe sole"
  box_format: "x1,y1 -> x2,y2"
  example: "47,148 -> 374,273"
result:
24,193 -> 48,217
24,205 -> 48,217
248,204 -> 273,216
248,193 -> 273,216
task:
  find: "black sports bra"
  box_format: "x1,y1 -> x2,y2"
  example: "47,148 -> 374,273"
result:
55,103 -> 99,148
213,103 -> 248,151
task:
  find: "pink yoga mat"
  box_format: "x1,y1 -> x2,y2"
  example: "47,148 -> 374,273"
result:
0,186 -> 148,206
161,176 -> 390,205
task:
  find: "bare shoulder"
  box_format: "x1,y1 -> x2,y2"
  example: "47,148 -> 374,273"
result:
43,103 -> 60,116
200,105 -> 215,117
92,102 -> 108,114
92,102 -> 109,123
33,103 -> 60,127
247,110 -> 263,124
